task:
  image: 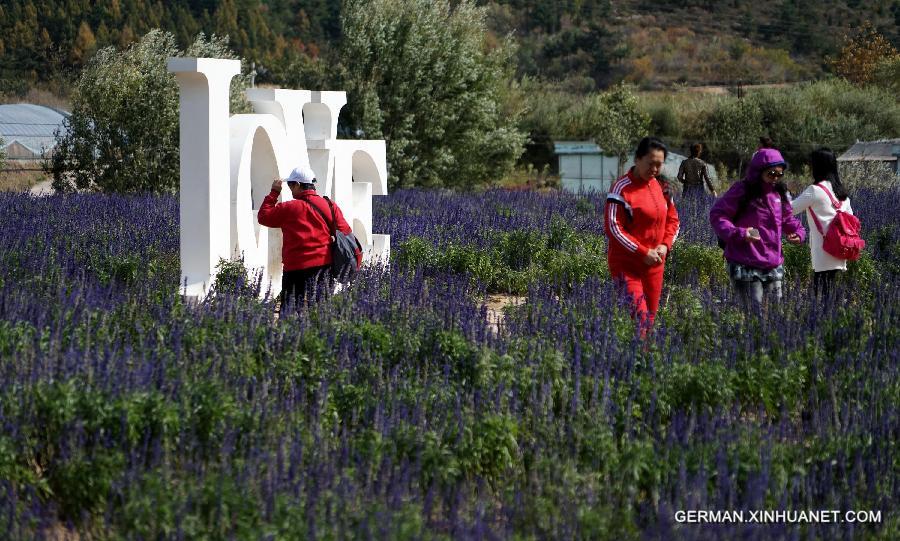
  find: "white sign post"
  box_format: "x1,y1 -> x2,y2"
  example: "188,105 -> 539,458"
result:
168,57 -> 390,299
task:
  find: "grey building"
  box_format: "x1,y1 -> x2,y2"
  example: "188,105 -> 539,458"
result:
838,139 -> 900,173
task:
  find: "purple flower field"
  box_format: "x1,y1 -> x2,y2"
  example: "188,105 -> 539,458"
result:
0,188 -> 898,540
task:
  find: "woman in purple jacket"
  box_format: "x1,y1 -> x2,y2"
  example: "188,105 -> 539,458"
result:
710,147 -> 806,306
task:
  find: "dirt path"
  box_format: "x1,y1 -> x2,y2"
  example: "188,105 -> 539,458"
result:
29,179 -> 54,196
485,294 -> 526,335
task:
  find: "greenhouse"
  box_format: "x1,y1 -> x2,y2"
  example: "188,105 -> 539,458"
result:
0,103 -> 70,160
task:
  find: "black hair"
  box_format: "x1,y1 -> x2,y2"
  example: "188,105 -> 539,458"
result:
634,136 -> 668,160
742,176 -> 789,204
810,147 -> 849,201
758,136 -> 774,149
288,181 -> 316,191
689,143 -> 702,159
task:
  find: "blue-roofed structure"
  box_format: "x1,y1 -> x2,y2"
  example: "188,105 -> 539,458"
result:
0,104 -> 70,160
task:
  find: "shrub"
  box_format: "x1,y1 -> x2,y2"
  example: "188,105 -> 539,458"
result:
840,160 -> 900,192
700,98 -> 762,172
665,243 -> 728,287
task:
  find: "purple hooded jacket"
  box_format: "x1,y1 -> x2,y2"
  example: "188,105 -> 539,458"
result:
710,148 -> 806,270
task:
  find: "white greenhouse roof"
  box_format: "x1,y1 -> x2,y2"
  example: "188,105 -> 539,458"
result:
0,103 -> 70,158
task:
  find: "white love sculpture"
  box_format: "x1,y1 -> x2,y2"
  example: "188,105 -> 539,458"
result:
167,57 -> 390,299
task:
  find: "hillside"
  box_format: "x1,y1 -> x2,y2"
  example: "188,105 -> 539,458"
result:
487,0 -> 900,87
0,0 -> 898,95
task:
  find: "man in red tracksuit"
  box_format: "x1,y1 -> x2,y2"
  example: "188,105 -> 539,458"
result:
604,137 -> 680,330
258,165 -> 357,309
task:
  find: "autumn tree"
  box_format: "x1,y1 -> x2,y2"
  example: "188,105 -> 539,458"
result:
70,21 -> 97,65
830,22 -> 899,85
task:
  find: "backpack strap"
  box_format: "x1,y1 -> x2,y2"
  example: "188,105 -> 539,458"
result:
323,197 -> 338,237
322,197 -> 363,253
808,208 -> 826,236
814,183 -> 842,210
300,195 -> 335,239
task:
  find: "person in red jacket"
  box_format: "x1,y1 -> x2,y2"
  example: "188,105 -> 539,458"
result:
258,165 -> 355,309
604,137 -> 680,331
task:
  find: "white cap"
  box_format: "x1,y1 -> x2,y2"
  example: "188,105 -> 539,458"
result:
284,166 -> 316,183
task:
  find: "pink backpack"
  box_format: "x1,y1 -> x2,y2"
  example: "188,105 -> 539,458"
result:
808,184 -> 865,261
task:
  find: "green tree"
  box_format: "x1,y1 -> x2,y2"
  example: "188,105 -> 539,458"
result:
49,29 -> 250,193
700,98 -> 763,175
873,54 -> 900,93
577,84 -> 650,176
335,0 -> 526,190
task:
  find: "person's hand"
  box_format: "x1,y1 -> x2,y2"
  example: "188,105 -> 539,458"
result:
643,250 -> 662,266
655,244 -> 668,259
786,232 -> 802,244
271,179 -> 282,193
711,190 -> 718,197
745,227 -> 761,242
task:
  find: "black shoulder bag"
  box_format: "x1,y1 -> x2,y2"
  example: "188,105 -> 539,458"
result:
303,196 -> 362,284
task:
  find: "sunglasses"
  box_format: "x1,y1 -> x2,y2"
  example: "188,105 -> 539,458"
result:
764,169 -> 784,178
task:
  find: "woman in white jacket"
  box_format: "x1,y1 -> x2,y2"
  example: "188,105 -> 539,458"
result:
791,148 -> 854,297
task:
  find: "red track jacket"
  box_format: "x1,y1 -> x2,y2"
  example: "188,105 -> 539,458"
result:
604,170 -> 680,270
258,189 -> 354,272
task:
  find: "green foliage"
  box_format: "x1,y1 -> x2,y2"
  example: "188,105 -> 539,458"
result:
645,99 -> 679,141
733,351 -> 811,417
660,361 -> 735,413
210,256 -> 255,297
48,30 -> 250,193
575,84 -> 650,175
655,285 -> 721,353
516,81 -> 582,170
335,0 -> 526,190
700,98 -> 762,170
394,228 -> 608,295
873,55 -> 900,93
458,413 -> 519,484
846,249 -> 881,292
782,241 -> 812,280
665,243 -> 729,287
750,79 -> 900,167
840,161 -> 900,192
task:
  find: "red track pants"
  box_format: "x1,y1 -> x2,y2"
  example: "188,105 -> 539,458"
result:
609,259 -> 665,329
